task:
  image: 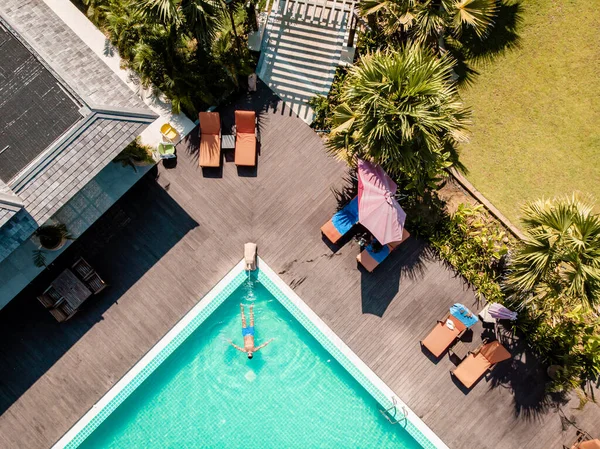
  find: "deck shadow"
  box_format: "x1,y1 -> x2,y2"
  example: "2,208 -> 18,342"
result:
0,171 -> 198,416
360,237 -> 431,317
486,329 -> 571,421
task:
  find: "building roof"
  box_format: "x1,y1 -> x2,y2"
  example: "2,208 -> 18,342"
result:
0,2 -> 159,263
0,24 -> 84,183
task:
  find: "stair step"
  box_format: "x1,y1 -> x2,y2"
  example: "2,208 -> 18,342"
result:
268,74 -> 330,96
270,66 -> 332,88
274,22 -> 343,43
266,35 -> 343,58
268,32 -> 341,52
266,81 -> 323,103
271,60 -> 336,80
263,44 -> 340,65
272,51 -> 339,70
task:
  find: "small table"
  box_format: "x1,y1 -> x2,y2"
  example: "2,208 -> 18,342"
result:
449,340 -> 470,362
52,269 -> 92,310
221,134 -> 235,149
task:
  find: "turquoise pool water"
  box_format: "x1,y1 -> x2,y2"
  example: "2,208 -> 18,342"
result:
77,276 -> 423,448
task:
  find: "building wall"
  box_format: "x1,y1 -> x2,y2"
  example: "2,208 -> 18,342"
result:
0,161 -> 153,309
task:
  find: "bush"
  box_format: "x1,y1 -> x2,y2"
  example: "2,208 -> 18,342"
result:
308,67 -> 347,130
429,203 -> 509,303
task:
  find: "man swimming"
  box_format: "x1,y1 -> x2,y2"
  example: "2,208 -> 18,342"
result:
229,303 -> 274,359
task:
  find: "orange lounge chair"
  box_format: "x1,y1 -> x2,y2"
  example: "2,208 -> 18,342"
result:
356,229 -> 410,272
451,340 -> 511,389
234,110 -> 257,166
420,314 -> 467,358
199,112 -> 221,167
573,440 -> 600,449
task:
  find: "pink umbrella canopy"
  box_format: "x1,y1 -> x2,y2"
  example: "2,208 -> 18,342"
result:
357,159 -> 407,245
488,303 -> 518,321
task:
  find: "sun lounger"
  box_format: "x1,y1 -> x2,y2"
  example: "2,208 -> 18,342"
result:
356,229 -> 410,272
451,340 -> 511,389
421,314 -> 467,358
199,112 -> 221,167
573,439 -> 600,449
321,197 -> 359,244
234,111 -> 257,166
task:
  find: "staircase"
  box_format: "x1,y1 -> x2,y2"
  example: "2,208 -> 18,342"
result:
257,0 -> 357,124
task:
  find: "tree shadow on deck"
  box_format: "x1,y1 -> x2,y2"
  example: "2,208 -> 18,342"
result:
0,169 -> 198,416
486,327 -> 570,421
360,238 -> 434,317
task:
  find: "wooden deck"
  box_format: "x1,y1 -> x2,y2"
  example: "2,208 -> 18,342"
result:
0,83 -> 598,449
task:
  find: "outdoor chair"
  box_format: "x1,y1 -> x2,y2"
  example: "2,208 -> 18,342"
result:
451,340 -> 511,389
48,303 -> 71,322
157,142 -> 176,159
320,196 -> 359,244
160,123 -> 179,142
234,110 -> 258,166
356,229 -> 410,272
420,313 -> 467,358
86,272 -> 107,294
199,112 -> 221,167
72,257 -> 94,280
37,293 -> 57,309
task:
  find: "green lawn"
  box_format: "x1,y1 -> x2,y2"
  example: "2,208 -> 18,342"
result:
458,0 -> 600,225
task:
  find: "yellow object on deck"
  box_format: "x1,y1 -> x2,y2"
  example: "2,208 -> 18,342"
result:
160,123 -> 179,142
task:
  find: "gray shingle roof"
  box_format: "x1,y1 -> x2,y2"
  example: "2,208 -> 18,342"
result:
0,2 -> 160,263
0,0 -> 149,111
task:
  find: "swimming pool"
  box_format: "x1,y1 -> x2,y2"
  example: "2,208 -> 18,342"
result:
55,259 -> 447,449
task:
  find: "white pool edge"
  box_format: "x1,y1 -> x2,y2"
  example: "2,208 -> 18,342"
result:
53,258 -> 448,449
256,257 -> 449,449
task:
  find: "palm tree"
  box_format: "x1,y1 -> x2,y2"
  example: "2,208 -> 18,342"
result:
136,0 -> 221,46
359,0 -> 498,50
506,194 -> 600,313
328,45 -> 469,193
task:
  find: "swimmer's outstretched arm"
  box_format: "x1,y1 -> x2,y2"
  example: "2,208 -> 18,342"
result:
254,338 -> 274,352
228,340 -> 246,352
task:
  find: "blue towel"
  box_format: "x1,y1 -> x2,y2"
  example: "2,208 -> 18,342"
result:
331,197 -> 359,235
366,242 -> 390,263
450,303 -> 479,328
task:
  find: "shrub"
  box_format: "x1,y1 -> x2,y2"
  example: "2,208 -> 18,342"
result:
429,203 -> 509,303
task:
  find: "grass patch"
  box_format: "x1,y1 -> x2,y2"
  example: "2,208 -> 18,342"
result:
458,0 -> 600,224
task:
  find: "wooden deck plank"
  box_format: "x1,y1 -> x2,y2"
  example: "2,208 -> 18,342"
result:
0,83 -> 598,449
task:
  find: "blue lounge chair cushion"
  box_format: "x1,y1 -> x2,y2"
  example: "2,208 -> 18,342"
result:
331,197 -> 359,235
365,242 -> 390,264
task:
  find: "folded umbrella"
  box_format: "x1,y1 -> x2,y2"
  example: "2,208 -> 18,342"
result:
488,303 -> 518,321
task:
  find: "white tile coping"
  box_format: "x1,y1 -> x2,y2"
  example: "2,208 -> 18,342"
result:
52,258 -> 448,449
42,0 -> 196,147
256,257 -> 449,449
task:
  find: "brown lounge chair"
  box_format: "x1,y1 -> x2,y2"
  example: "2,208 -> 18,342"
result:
420,314 -> 467,358
573,440 -> 600,449
234,110 -> 257,166
199,111 -> 221,167
357,229 -> 410,272
451,340 -> 511,389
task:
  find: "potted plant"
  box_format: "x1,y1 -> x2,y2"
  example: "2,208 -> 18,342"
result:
113,137 -> 155,171
32,223 -> 73,267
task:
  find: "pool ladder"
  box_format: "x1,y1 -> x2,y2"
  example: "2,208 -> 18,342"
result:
379,396 -> 408,425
